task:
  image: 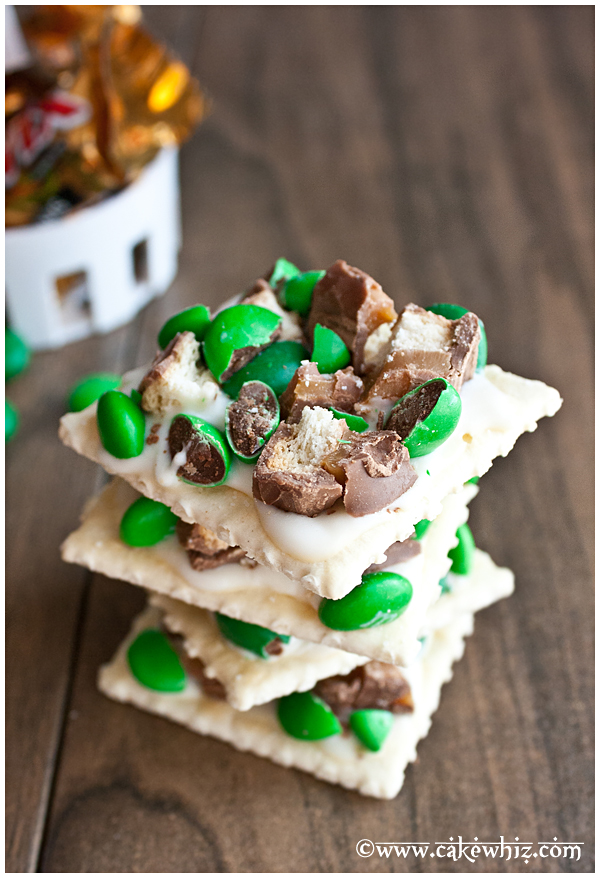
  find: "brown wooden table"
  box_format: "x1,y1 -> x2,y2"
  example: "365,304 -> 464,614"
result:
6,6 -> 593,872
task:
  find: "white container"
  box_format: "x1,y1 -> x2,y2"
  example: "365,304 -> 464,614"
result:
5,147 -> 181,349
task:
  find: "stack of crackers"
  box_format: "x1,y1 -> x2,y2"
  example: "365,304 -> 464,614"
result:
60,260 -> 561,798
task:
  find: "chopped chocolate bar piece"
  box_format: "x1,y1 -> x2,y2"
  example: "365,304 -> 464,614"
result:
242,281 -> 304,342
138,331 -> 219,416
164,630 -> 227,699
323,431 -> 417,517
225,381 -> 280,460
364,537 -> 421,573
359,304 -> 480,410
187,546 -> 248,571
307,260 -> 397,374
279,362 -> 364,422
253,407 -> 347,517
315,661 -> 414,723
176,520 -> 230,555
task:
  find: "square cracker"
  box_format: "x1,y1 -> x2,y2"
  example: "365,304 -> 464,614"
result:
59,365 -> 561,599
62,479 -> 477,666
151,548 -> 513,712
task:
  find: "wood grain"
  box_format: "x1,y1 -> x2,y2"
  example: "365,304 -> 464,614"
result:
6,6 -> 593,872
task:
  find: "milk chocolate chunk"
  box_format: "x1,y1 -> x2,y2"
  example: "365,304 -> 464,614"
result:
252,408 -> 347,517
226,381 -> 280,460
365,537 -> 421,573
359,303 -> 480,409
176,520 -> 230,555
168,416 -> 228,486
307,260 -> 397,374
315,661 -> 414,723
323,431 -> 417,517
279,362 -> 363,422
165,631 -> 227,700
187,545 -> 248,571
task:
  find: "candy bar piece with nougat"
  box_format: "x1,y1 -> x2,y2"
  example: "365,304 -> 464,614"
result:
279,362 -> 363,422
307,260 -> 397,374
359,304 -> 480,411
138,331 -> 219,416
176,520 -> 253,572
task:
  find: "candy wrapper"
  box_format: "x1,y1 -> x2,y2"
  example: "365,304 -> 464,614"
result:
6,5 -> 207,227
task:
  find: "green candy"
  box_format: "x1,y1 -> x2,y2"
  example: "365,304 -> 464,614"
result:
203,304 -> 282,383
215,613 -> 290,659
466,475 -> 479,485
97,390 -> 145,459
120,496 -> 178,547
281,270 -> 325,316
318,571 -> 413,631
330,408 -> 369,433
5,399 -> 19,442
225,381 -> 280,461
386,377 -> 461,458
268,257 -> 301,286
349,709 -> 394,752
168,414 -> 231,486
413,519 -> 432,540
277,691 -> 342,740
158,304 -> 211,349
439,575 -> 452,595
127,629 -> 186,692
5,327 -> 30,380
222,341 -> 308,398
311,324 -> 351,373
130,388 -> 143,406
426,302 -> 488,371
448,523 -> 475,575
67,372 -> 121,412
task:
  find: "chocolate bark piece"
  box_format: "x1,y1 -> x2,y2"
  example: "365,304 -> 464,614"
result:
315,661 -> 414,723
385,379 -> 445,440
279,362 -> 364,422
176,520 -> 230,555
252,407 -> 347,517
168,416 -> 227,485
226,381 -> 280,459
364,537 -> 421,573
307,260 -> 397,375
187,546 -> 248,572
359,304 -> 480,410
138,331 -> 218,416
323,431 -> 417,517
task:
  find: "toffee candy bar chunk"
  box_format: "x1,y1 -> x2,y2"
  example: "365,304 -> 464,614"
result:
427,302 -> 487,371
253,407 -> 347,517
168,414 -> 231,486
364,536 -> 421,573
315,661 -> 413,723
176,520 -> 249,570
361,303 -> 480,406
323,431 -> 417,517
225,381 -> 280,461
279,362 -> 363,423
385,377 -> 461,458
138,331 -> 218,416
307,260 -> 397,374
203,304 -> 282,383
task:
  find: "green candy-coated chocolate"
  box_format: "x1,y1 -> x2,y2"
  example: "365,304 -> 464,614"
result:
67,372 -> 121,412
215,613 -> 290,659
466,475 -> 479,485
311,324 -> 351,373
203,304 -> 282,383
318,571 -> 413,631
426,302 -> 488,371
170,414 -> 231,486
388,377 -> 461,458
448,523 -> 475,575
158,304 -> 211,349
330,408 -> 369,433
130,388 -> 143,406
120,496 -> 178,547
349,709 -> 394,752
268,257 -> 301,286
439,575 -> 452,595
127,629 -> 186,692
5,399 -> 19,442
225,381 -> 280,461
97,390 -> 145,459
281,270 -> 325,316
413,519 -> 432,540
222,341 -> 308,398
278,691 -> 342,740
5,327 -> 30,380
